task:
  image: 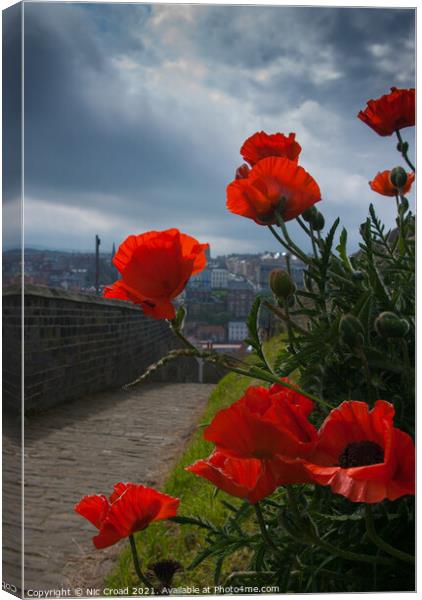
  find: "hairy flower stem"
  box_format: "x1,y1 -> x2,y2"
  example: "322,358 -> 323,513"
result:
356,347 -> 375,404
254,502 -> 281,556
365,505 -> 414,565
395,130 -> 415,172
170,324 -> 198,352
275,213 -> 311,265
268,223 -> 311,267
262,300 -> 307,335
129,535 -> 154,588
283,299 -> 296,354
296,217 -> 319,260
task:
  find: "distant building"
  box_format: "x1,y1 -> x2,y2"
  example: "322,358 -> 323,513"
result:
288,256 -> 306,288
228,321 -> 248,342
227,277 -> 255,317
187,266 -> 212,290
195,324 -> 226,343
211,268 -> 229,289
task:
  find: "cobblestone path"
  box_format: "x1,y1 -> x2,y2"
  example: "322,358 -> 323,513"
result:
4,383 -> 215,595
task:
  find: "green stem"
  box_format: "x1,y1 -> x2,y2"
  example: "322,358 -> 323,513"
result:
284,491 -> 393,567
313,534 -> 393,567
283,299 -> 296,354
286,487 -> 302,526
356,347 -> 375,404
262,300 -> 307,335
129,535 -> 154,588
254,502 -> 281,555
296,217 -> 319,260
399,339 -> 413,421
247,365 -> 333,409
365,505 -> 414,565
170,324 -> 198,351
268,224 -> 294,253
275,213 -> 311,264
395,130 -> 415,172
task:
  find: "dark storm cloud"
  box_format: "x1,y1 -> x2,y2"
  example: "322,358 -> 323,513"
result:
20,2 -> 415,254
3,2 -> 22,203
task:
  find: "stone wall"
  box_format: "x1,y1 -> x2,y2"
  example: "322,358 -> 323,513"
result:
3,284 -> 224,413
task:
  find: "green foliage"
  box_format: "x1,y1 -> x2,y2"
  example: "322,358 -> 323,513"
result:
163,201 -> 415,593
283,203 -> 414,434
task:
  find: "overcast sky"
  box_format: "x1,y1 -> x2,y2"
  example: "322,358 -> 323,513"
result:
7,2 -> 416,255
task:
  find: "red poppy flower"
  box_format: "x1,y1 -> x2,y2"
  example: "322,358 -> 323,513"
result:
75,483 -> 180,549
226,156 -> 321,225
204,384 -> 318,461
358,87 -> 415,137
303,400 -> 415,503
241,131 -> 302,166
104,229 -> 209,320
186,450 -> 308,504
369,170 -> 415,197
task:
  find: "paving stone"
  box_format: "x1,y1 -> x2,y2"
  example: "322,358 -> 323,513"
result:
3,383 -> 214,595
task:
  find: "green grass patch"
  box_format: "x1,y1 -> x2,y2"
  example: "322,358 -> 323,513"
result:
104,335 -> 285,592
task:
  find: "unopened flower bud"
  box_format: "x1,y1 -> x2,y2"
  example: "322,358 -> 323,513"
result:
269,269 -> 296,300
396,141 -> 409,154
235,163 -> 251,180
389,166 -> 408,189
339,314 -> 365,348
374,311 -> 409,338
311,211 -> 325,231
171,306 -> 187,330
301,206 -> 318,223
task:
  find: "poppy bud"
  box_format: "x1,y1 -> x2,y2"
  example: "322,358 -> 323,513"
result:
269,269 -> 296,300
301,206 -> 318,223
171,306 -> 187,330
235,163 -> 251,180
311,211 -> 325,231
389,166 -> 408,189
374,311 -> 409,338
396,141 -> 409,154
339,314 -> 364,348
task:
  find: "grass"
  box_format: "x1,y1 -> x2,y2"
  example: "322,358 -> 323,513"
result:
104,334 -> 285,593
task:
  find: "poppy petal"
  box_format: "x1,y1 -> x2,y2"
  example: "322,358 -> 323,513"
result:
369,170 -> 415,197
104,229 -> 208,320
240,131 -> 302,166
75,494 -> 110,529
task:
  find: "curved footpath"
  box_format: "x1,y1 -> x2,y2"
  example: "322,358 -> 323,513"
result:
4,382 -> 215,595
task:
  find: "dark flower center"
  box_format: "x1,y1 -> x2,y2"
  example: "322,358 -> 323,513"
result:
338,440 -> 384,468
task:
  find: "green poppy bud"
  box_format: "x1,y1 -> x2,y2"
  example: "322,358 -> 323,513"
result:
269,269 -> 296,300
396,141 -> 409,154
398,196 -> 409,213
339,314 -> 365,348
389,166 -> 408,189
171,305 -> 187,330
374,311 -> 409,338
301,206 -> 318,223
311,211 -> 325,231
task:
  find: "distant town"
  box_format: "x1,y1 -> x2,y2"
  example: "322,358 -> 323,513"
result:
3,245 -> 307,349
